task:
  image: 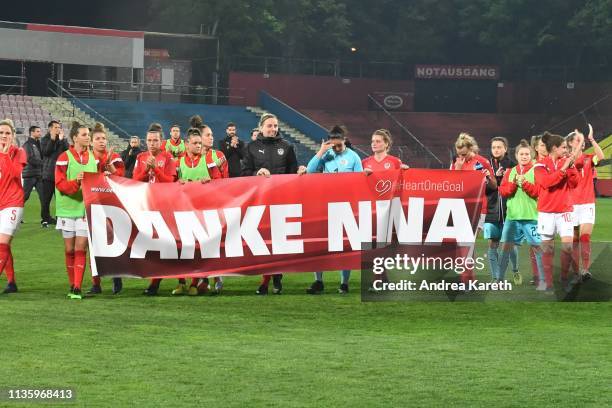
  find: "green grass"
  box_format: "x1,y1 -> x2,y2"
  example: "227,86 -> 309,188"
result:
1,194 -> 611,407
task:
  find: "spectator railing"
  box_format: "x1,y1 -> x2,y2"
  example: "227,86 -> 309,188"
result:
0,74 -> 26,95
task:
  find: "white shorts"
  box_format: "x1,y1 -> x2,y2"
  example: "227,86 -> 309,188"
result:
572,203 -> 595,226
56,216 -> 89,238
477,213 -> 486,231
538,212 -> 574,240
0,207 -> 24,236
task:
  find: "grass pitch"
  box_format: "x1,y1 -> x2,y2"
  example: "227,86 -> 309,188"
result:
1,195 -> 611,407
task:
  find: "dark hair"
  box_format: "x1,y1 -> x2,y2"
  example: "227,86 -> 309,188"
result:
190,115 -> 204,130
170,124 -> 180,130
29,125 -> 40,134
69,121 -> 88,141
515,139 -> 533,159
48,120 -> 60,129
328,125 -> 347,139
541,131 -> 565,153
186,127 -> 201,139
147,122 -> 164,138
491,136 -> 509,150
226,122 -> 236,128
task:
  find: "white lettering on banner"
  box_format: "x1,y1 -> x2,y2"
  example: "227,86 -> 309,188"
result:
91,205 -> 132,257
224,206 -> 270,257
175,211 -> 223,259
132,211 -> 179,259
270,204 -> 304,255
90,199 -> 475,259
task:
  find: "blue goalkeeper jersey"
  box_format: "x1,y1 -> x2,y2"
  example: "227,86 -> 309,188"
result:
306,148 -> 363,174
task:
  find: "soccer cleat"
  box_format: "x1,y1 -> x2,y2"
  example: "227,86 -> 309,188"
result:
69,288 -> 83,300
3,282 -> 18,293
513,272 -> 523,286
529,279 -> 537,285
256,284 -> 268,295
112,278 -> 123,295
87,285 -> 102,295
171,284 -> 187,296
306,280 -> 324,295
143,286 -> 158,296
272,275 -> 282,295
536,281 -> 547,291
338,283 -> 349,294
581,271 -> 592,282
41,221 -> 49,228
48,218 -> 57,225
188,285 -> 199,296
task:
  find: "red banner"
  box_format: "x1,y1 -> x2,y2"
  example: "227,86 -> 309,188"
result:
83,169 -> 485,279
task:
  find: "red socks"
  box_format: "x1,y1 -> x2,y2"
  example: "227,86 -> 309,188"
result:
571,237 -> 580,274
542,249 -> 553,288
529,247 -> 538,283
0,243 -> 14,283
92,276 -> 101,286
580,234 -> 591,272
73,250 -> 87,290
560,246 -> 572,281
65,251 -> 75,287
261,275 -> 272,286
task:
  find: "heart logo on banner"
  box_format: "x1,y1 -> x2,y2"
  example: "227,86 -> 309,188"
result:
375,180 -> 392,196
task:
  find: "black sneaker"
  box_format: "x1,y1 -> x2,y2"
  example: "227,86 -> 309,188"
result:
41,221 -> 49,228
306,280 -> 324,295
48,218 -> 57,225
112,278 -> 123,294
143,285 -> 158,296
87,285 -> 102,295
338,283 -> 349,294
272,275 -> 282,295
3,282 -> 18,293
256,284 -> 268,295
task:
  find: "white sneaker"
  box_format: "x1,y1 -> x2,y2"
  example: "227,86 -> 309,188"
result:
536,281 -> 547,291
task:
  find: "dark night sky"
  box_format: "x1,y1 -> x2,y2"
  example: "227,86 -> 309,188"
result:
3,1 -> 151,30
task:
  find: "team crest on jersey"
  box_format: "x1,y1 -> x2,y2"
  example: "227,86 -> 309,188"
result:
340,159 -> 348,166
384,162 -> 391,169
158,161 -> 165,167
277,148 -> 284,155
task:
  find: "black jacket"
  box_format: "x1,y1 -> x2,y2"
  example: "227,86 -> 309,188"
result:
241,134 -> 298,176
121,145 -> 144,178
219,136 -> 245,178
22,137 -> 43,178
40,133 -> 69,181
485,154 -> 517,224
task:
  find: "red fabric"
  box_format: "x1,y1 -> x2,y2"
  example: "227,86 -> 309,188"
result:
0,146 -> 26,210
560,247 -> 572,280
534,156 -> 579,213
529,247 -> 538,283
163,138 -> 186,159
95,151 -> 125,177
362,155 -> 403,172
451,154 -> 493,214
132,151 -> 177,183
542,249 -> 554,288
261,275 -> 272,286
206,150 -> 229,179
55,147 -> 92,195
83,169 -> 486,279
65,251 -> 75,286
571,154 -> 596,205
580,234 -> 591,272
92,276 -> 101,286
73,250 -> 87,290
0,243 -> 10,280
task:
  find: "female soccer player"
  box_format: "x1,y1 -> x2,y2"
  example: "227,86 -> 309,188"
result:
163,124 -> 185,160
55,121 -> 97,299
172,126 -> 228,296
450,133 -> 496,284
531,134 -> 548,162
530,132 -> 579,291
242,113 -> 301,295
566,124 -> 604,281
0,119 -> 26,294
86,123 -> 125,295
305,125 -> 363,295
485,137 -> 521,284
362,129 -> 408,174
497,140 -> 545,289
133,124 -> 178,295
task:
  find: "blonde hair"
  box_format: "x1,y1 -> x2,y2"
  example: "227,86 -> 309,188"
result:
455,132 -> 478,152
258,113 -> 278,128
372,129 -> 393,151
0,118 -> 15,135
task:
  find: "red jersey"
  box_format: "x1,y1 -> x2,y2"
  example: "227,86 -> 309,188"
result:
178,150 -> 229,180
0,146 -> 26,209
95,150 -> 125,177
534,156 -> 579,213
133,150 -> 177,183
451,153 -> 493,215
55,147 -> 93,196
571,153 -> 597,205
362,154 -> 403,172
